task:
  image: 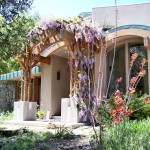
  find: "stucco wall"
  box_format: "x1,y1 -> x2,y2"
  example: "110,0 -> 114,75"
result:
40,60 -> 52,114
93,3 -> 150,27
51,55 -> 70,116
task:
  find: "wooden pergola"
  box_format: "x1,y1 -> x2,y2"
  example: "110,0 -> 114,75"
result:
17,20 -> 103,102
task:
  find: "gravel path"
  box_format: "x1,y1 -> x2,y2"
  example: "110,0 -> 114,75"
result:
32,135 -> 91,150
0,122 -> 94,150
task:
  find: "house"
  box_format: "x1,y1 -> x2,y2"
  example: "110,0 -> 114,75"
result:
0,2 -> 150,122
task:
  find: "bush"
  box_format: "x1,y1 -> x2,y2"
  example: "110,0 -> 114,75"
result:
129,94 -> 150,120
91,119 -> 150,150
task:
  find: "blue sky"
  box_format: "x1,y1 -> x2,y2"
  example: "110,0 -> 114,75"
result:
30,0 -> 150,18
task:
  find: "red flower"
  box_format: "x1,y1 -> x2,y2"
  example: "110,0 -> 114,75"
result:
130,77 -> 137,85
141,58 -> 147,67
114,118 -> 120,125
114,90 -> 121,96
111,109 -> 117,117
144,97 -> 150,104
125,109 -> 131,117
138,70 -> 146,77
128,87 -> 135,94
131,53 -> 138,60
114,97 -> 124,105
116,106 -> 124,112
116,77 -> 123,83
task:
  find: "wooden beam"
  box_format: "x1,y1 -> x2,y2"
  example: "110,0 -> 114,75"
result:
33,55 -> 50,64
17,58 -> 26,71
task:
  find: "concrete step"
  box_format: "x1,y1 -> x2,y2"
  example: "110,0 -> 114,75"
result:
52,116 -> 61,119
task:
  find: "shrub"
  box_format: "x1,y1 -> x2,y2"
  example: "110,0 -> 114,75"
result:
91,119 -> 150,150
129,94 -> 150,120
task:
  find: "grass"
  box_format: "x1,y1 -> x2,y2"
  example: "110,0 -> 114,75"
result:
0,129 -> 54,150
0,125 -> 74,150
0,111 -> 13,122
91,118 -> 150,150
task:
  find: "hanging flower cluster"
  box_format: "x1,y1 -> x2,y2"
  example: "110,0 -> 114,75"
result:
25,16 -> 105,123
73,49 -> 96,121
26,17 -> 104,45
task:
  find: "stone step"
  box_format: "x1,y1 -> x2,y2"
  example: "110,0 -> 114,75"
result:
52,116 -> 61,120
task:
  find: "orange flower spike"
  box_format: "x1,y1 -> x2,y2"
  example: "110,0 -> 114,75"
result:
116,105 -> 124,112
141,58 -> 147,67
131,53 -> 138,60
114,97 -> 124,105
129,87 -> 135,94
125,109 -> 131,117
114,118 -> 120,125
139,70 -> 146,77
144,97 -> 150,104
114,90 -> 121,96
111,109 -> 117,117
116,77 -> 123,83
130,76 -> 137,84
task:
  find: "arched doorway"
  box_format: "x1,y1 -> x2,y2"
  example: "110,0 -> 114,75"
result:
40,45 -> 70,117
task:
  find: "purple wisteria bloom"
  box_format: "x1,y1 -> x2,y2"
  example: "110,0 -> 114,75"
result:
78,51 -> 82,57
79,109 -> 87,122
75,60 -> 79,67
75,32 -> 82,41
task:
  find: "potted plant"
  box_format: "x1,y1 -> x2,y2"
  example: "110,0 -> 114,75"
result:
37,108 -> 45,119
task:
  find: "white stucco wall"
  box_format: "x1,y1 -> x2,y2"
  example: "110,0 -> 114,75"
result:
93,3 -> 150,27
51,55 -> 70,116
40,59 -> 52,115
40,55 -> 70,118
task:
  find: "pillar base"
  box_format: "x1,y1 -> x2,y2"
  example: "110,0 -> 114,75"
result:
14,101 -> 37,121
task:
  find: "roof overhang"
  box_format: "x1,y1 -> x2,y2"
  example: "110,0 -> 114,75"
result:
107,24 -> 150,40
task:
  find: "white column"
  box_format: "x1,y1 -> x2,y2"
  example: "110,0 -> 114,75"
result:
125,42 -> 129,90
147,49 -> 150,94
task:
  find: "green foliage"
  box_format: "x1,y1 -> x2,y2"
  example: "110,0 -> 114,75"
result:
0,130 -> 54,150
54,125 -> 74,140
0,0 -> 33,21
37,108 -> 45,116
0,57 -> 20,74
0,111 -> 13,121
0,14 -> 39,59
91,119 -> 150,150
97,102 -> 113,126
129,94 -> 150,120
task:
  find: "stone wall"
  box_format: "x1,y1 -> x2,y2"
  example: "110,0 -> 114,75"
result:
0,81 -> 16,112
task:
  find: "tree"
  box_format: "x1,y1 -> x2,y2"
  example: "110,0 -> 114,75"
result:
0,0 -> 33,21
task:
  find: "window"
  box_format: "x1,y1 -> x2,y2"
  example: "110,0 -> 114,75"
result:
107,45 -> 126,94
107,43 -> 148,95
129,45 -> 148,94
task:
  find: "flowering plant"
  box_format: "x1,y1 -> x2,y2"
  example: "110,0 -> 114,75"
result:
110,52 -> 149,124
